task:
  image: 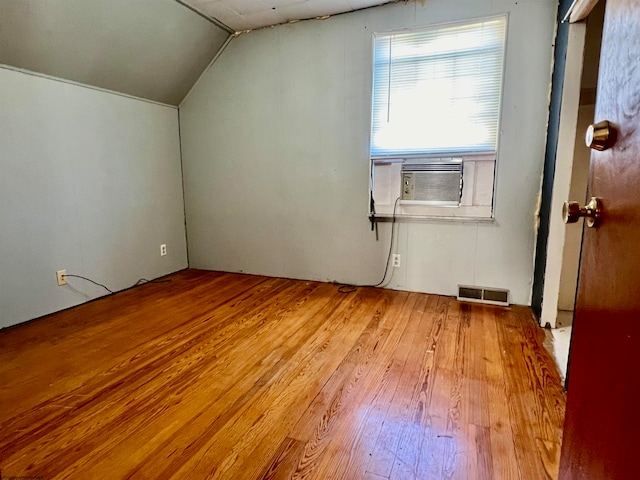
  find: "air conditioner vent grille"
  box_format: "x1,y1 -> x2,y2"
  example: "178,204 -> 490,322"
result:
401,161 -> 463,205
401,162 -> 462,172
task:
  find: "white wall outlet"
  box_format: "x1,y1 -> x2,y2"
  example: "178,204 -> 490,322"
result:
56,269 -> 67,286
392,254 -> 401,268
160,244 -> 167,256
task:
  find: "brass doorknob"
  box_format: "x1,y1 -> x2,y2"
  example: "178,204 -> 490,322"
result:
585,120 -> 615,151
563,197 -> 603,228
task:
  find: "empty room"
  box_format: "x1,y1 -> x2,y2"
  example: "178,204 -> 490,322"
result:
2,0 -> 638,478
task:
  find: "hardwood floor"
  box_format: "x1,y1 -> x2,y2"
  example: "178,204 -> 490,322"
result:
0,269 -> 566,479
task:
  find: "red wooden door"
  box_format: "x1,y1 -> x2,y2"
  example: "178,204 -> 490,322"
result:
559,1 -> 640,478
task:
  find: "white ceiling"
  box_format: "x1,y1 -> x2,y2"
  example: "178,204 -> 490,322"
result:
184,0 -> 393,32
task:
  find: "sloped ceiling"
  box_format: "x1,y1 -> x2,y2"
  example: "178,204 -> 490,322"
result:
0,0 -> 394,105
0,0 -> 229,105
183,0 -> 394,31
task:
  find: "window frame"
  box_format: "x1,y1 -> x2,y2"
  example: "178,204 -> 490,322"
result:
368,15 -> 509,221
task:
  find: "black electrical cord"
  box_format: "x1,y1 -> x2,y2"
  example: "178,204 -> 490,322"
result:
133,278 -> 172,286
63,274 -> 171,294
63,274 -> 114,293
338,196 -> 401,293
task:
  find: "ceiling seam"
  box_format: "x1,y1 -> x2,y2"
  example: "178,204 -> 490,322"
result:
173,0 -> 236,34
232,0 -> 404,36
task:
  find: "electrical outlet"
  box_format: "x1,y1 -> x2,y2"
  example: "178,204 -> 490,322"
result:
56,270 -> 67,286
160,244 -> 167,256
392,254 -> 401,268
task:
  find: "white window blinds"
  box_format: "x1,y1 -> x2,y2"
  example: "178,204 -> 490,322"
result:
371,17 -> 507,157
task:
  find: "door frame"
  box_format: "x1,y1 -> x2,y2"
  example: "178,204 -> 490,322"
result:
539,21 -> 587,329
538,0 -> 605,329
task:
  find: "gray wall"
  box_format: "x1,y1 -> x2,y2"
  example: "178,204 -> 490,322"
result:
180,0 -> 557,305
0,0 -> 230,105
0,67 -> 188,329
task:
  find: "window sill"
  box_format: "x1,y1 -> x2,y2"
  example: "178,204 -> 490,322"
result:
370,156 -> 496,222
371,212 -> 495,224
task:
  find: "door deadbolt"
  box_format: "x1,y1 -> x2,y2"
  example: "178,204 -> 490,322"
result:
563,197 -> 603,228
585,120 -> 615,151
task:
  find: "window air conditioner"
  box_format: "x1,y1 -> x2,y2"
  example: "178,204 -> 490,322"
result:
400,160 -> 463,206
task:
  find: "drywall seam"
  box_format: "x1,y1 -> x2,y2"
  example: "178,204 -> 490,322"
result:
0,63 -> 178,109
177,109 -> 191,267
179,34 -> 234,109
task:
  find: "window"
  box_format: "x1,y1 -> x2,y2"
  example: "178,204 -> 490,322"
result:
369,16 -> 507,219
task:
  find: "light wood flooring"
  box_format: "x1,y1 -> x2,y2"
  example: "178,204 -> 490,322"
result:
0,269 -> 566,479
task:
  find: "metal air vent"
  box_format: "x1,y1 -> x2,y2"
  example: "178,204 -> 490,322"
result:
457,285 -> 509,306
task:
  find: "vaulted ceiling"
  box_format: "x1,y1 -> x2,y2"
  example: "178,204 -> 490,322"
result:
0,0 -> 393,106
